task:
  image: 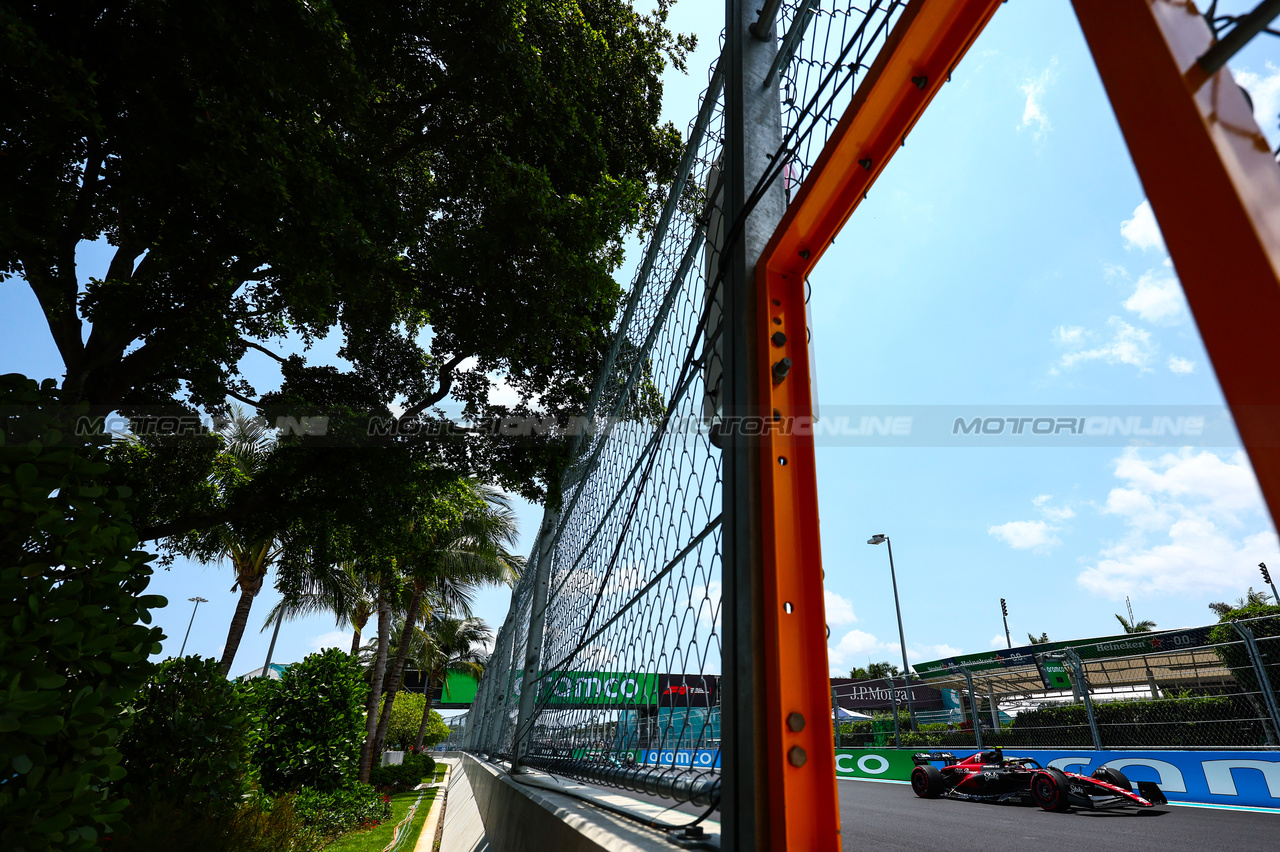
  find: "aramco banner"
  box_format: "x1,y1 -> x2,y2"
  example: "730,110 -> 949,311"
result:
512,671 -> 659,707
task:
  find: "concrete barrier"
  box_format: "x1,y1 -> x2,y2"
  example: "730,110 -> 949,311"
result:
440,752 -> 710,852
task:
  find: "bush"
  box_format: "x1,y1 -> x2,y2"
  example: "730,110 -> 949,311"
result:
293,783 -> 391,838
102,795 -> 321,852
116,656 -> 254,815
1009,694 -> 1267,748
251,648 -> 368,794
377,691 -> 451,751
368,752 -> 436,792
0,376 -> 165,851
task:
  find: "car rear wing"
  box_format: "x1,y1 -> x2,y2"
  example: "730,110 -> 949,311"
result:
912,752 -> 958,766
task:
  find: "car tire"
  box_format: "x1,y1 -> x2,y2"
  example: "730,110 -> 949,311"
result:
911,765 -> 945,799
1092,766 -> 1132,792
1031,769 -> 1072,812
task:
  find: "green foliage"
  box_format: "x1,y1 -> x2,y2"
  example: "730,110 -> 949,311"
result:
0,375 -> 165,851
1009,695 -> 1267,748
847,662 -> 901,680
367,752 -> 435,793
293,783 -> 391,839
250,649 -> 369,794
116,656 -> 254,815
1208,607 -> 1280,730
104,795 -> 321,852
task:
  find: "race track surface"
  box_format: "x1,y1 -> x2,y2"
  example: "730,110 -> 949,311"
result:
578,776 -> 1279,849
837,778 -> 1278,851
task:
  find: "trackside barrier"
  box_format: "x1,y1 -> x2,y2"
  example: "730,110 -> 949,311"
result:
834,748 -> 1280,809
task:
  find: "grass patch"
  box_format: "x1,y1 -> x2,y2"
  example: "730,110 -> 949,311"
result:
323,766 -> 448,852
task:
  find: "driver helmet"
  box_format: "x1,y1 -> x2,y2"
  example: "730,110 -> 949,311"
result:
980,748 -> 1003,765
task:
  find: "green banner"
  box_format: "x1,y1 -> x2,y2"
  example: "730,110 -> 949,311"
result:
833,748 -> 918,781
513,671 -> 659,706
440,670 -> 479,703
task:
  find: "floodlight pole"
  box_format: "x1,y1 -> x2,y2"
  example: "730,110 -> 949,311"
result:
870,535 -> 917,728
178,596 -> 207,657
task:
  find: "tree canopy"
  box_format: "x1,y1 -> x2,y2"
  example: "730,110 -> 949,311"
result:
3,0 -> 694,504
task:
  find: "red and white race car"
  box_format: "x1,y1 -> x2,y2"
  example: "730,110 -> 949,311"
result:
909,748 -> 1167,813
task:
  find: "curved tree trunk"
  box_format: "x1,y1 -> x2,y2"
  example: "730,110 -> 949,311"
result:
358,590 -> 392,782
218,564 -> 265,676
372,588 -> 424,757
414,670 -> 441,751
350,628 -> 362,656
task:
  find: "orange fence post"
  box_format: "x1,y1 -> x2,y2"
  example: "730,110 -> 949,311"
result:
1072,0 -> 1280,527
755,2 -> 1002,848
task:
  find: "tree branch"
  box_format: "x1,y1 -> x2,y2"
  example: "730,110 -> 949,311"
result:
398,353 -> 467,423
226,388 -> 263,408
240,339 -> 288,364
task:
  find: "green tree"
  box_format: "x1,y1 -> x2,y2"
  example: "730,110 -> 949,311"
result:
371,481 -> 520,764
1115,613 -> 1156,633
1210,587 -> 1275,617
414,617 -> 493,750
166,409 -> 285,675
4,0 -> 693,510
1027,632 -> 1051,645
848,661 -> 901,680
0,375 -> 165,851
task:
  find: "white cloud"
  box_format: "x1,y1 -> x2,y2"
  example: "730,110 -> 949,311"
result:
1123,270 -> 1185,325
990,495 -> 1075,551
990,635 -> 1010,649
1168,356 -> 1195,374
1054,325 -> 1085,345
989,519 -> 1060,550
1078,449 -> 1280,599
1055,317 -> 1155,373
1018,60 -> 1057,141
827,628 -> 883,673
1234,62 -> 1280,148
1120,200 -> 1166,253
310,630 -> 350,652
824,589 -> 857,626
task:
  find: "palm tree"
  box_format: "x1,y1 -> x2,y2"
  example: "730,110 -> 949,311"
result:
261,559 -> 372,655
170,408 -> 285,675
370,482 -> 520,765
1115,613 -> 1156,633
414,615 -> 493,751
1027,632 -> 1051,645
1209,587 -> 1275,617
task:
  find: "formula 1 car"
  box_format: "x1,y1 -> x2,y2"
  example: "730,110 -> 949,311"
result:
909,748 -> 1167,813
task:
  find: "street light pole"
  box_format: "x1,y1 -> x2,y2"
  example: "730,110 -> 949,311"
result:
1261,563 -> 1280,605
1000,598 -> 1011,649
178,596 -> 208,657
868,534 -> 917,729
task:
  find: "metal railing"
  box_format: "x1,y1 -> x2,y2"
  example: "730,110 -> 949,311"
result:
835,615 -> 1280,752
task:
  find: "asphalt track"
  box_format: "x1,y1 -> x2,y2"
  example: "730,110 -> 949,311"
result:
580,777 -> 1279,849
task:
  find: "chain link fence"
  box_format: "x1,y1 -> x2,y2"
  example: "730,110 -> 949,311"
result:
834,615 -> 1280,752
456,2 -> 918,809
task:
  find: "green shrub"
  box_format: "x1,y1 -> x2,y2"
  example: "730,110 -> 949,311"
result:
251,648 -> 368,794
1008,695 -> 1267,748
293,783 -> 391,838
116,656 -> 254,814
103,795 -> 322,852
368,752 -> 436,792
0,375 -> 165,851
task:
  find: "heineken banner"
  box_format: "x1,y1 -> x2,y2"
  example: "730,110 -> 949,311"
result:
913,625 -> 1216,680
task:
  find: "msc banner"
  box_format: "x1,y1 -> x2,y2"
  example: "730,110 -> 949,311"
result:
834,748 -> 1280,809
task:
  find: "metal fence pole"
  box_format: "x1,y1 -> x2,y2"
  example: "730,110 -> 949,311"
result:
477,584 -> 522,754
832,685 -> 841,748
987,683 -> 999,731
961,668 -> 982,751
889,677 -> 901,748
1233,622 -> 1280,746
511,513 -> 558,771
722,1 -> 787,847
1064,650 -> 1102,750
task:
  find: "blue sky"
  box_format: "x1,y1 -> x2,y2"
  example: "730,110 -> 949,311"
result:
4,1 -> 1280,685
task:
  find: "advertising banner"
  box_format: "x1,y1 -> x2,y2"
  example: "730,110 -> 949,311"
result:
511,670 -> 659,707
834,749 -> 918,781
830,678 -> 944,711
638,748 -> 722,769
914,626 -> 1217,680
657,674 -> 719,707
836,747 -> 1280,810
